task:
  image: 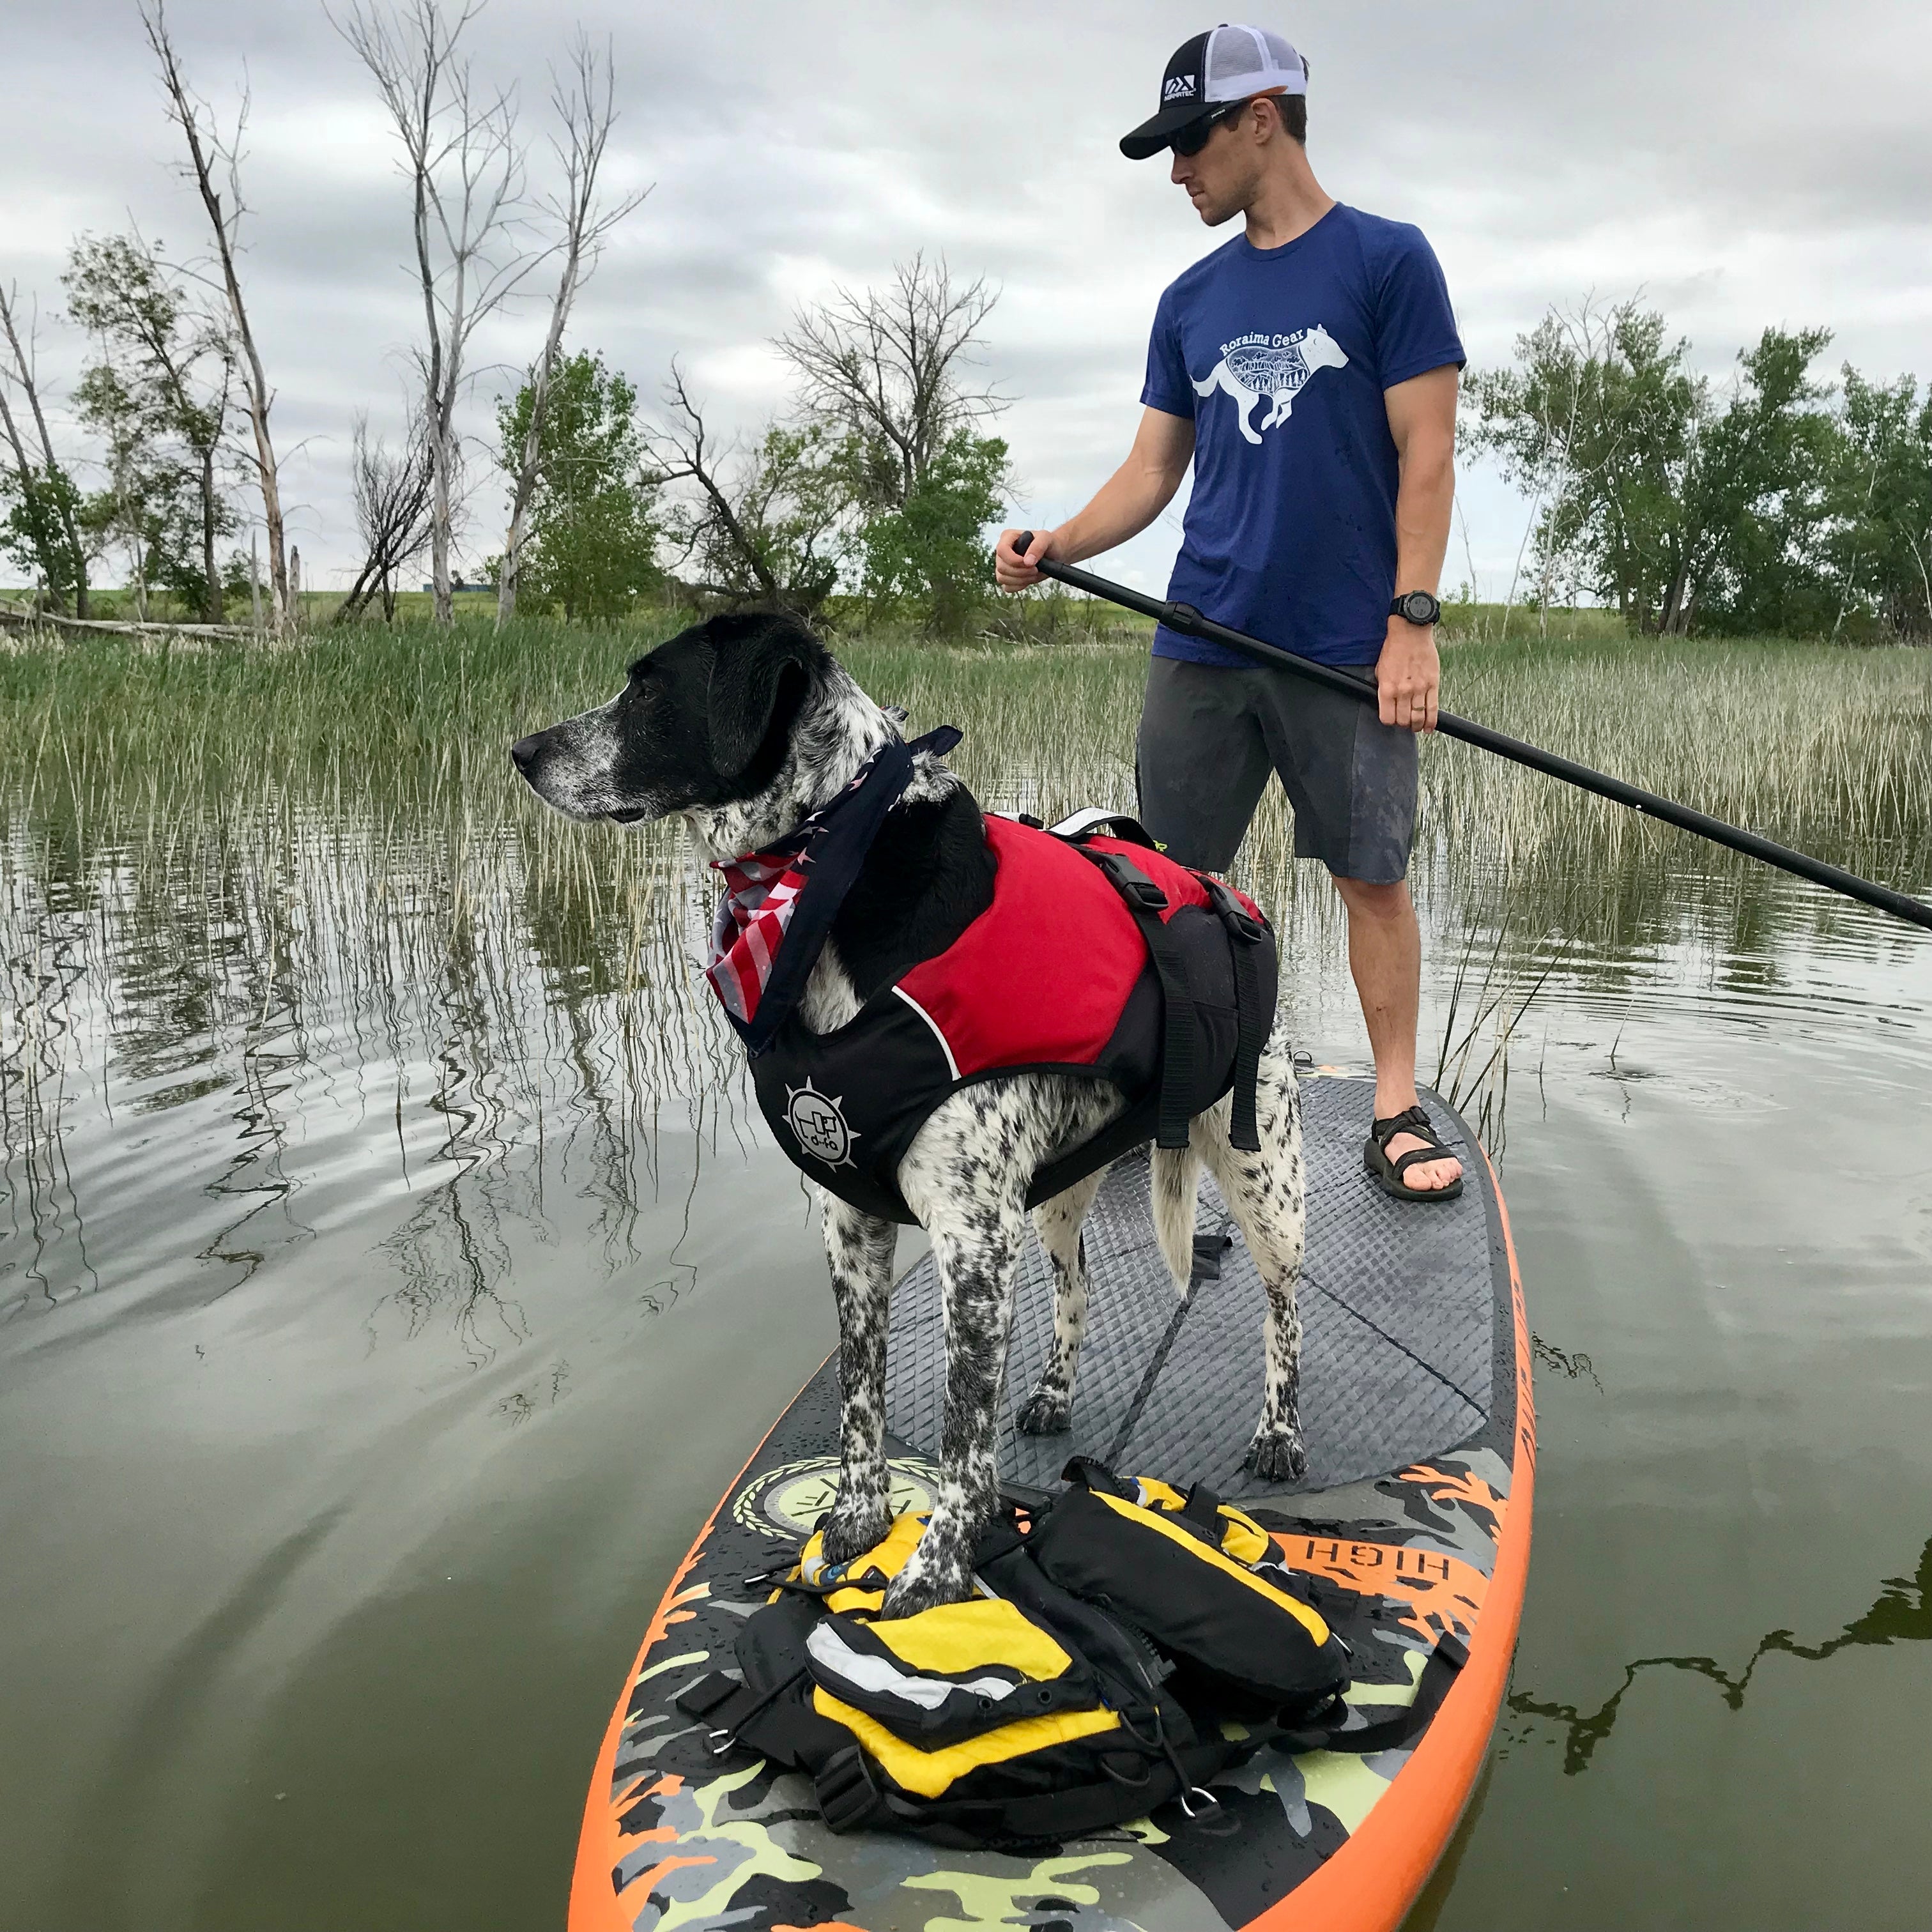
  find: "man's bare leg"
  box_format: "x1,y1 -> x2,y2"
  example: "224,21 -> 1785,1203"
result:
1330,875 -> 1461,1192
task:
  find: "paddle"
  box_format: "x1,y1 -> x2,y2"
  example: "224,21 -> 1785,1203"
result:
1006,535 -> 1932,935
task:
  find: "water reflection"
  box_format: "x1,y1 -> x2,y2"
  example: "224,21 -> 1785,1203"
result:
5,710 -> 1931,1353
1506,1537 -> 1932,1775
1,802 -> 761,1343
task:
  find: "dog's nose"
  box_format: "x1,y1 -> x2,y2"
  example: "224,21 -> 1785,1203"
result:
509,734 -> 541,774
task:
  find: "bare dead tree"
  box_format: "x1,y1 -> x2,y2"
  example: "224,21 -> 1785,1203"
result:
496,33 -> 649,627
647,362 -> 847,618
775,253 -> 1003,510
333,0 -> 539,627
336,411 -> 434,623
141,2 -> 291,634
650,363 -> 777,603
0,284 -> 91,615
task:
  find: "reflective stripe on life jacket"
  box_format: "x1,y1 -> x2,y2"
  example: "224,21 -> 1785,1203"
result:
749,813 -> 1276,1223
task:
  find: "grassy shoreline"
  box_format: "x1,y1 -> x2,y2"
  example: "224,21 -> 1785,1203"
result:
3,618 -> 1927,952
2,612 -> 1924,781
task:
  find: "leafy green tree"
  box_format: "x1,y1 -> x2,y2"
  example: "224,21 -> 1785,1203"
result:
73,358 -> 204,618
0,456 -> 89,612
856,429 -> 1009,632
63,233 -> 234,619
1467,302 -> 1704,629
1686,326 -> 1839,635
1469,301 -> 1836,634
496,350 -> 659,622
778,256 -> 1008,628
1827,369 -> 1932,639
0,283 -> 91,615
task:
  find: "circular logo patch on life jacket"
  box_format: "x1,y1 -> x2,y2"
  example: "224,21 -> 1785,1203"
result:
785,1079 -> 857,1168
732,1455 -> 942,1540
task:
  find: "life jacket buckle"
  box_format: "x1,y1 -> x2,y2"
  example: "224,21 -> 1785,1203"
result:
1086,847 -> 1172,914
1202,875 -> 1266,944
815,1742 -> 883,1835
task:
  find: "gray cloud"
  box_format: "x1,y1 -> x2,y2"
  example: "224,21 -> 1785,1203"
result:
3,0 -> 1929,594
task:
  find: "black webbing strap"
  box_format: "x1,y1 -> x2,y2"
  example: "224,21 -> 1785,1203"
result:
675,1664 -> 813,1762
819,1738 -> 1230,1845
1273,1630 -> 1469,1756
1180,1482 -> 1224,1534
1200,875 -> 1268,1153
1080,847 -> 1195,1149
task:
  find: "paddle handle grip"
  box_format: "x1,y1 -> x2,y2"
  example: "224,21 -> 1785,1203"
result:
997,538 -> 1932,934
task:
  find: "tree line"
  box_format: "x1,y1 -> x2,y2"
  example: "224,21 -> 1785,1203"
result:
0,1 -> 1011,638
6,5 -> 1928,645
1469,298 -> 1932,640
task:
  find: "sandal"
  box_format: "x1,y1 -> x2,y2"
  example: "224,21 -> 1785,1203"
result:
1364,1105 -> 1465,1204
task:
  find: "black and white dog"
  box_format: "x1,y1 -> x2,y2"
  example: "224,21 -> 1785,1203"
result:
511,611 -> 1307,1614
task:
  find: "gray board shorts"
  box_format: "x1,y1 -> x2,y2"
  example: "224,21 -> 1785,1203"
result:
1134,656 -> 1418,885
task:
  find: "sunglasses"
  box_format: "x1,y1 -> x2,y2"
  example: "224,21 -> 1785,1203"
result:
1169,100 -> 1248,157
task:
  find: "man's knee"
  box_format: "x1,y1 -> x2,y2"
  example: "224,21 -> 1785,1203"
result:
1331,873 -> 1413,921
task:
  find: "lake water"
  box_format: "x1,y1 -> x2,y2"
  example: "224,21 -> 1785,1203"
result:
5,648 -> 1932,1931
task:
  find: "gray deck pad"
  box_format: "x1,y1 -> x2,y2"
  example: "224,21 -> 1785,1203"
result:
884,1075 -> 1493,1496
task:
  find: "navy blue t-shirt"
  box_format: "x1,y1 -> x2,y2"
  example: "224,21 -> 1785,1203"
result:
1141,203 -> 1463,667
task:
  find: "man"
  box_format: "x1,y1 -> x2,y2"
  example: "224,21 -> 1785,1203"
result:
995,23 -> 1464,1202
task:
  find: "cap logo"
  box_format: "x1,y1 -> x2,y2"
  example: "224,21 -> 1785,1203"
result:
1162,74 -> 1197,101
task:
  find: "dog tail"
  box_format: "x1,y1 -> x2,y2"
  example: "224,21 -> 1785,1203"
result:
1151,1144 -> 1199,1294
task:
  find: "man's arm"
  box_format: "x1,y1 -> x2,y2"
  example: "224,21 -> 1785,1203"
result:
994,406 -> 1195,590
1377,364 -> 1459,732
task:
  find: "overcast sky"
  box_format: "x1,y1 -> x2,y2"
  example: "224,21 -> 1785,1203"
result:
5,0 -> 1931,597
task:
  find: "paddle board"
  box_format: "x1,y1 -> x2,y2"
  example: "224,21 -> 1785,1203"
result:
569,1074 -> 1531,1931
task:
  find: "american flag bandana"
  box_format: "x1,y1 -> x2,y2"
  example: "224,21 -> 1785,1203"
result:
705,725 -> 962,1055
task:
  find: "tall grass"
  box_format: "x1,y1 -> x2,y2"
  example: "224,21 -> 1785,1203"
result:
4,616 -> 1929,1300
7,619 -> 1928,965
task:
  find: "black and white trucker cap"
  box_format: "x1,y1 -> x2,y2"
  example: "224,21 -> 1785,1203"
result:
1119,23 -> 1307,160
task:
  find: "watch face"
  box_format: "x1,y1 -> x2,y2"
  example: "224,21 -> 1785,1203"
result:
1400,592 -> 1439,625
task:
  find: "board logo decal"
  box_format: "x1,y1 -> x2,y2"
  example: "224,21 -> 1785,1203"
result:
784,1078 -> 857,1168
733,1455 -> 942,1540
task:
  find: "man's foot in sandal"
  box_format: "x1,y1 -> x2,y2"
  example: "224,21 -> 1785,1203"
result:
1365,1103 -> 1464,1203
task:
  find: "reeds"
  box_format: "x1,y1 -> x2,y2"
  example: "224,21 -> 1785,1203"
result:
4,619 -> 1929,1315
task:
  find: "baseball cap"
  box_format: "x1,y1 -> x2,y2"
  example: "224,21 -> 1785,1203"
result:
1119,24 -> 1307,160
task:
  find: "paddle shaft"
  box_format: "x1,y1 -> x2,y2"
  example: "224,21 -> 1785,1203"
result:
1009,535 -> 1932,935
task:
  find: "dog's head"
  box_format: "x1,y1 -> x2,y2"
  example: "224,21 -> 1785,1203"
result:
510,610 -> 894,858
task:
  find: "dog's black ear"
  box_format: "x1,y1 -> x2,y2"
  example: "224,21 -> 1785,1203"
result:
703,614 -> 820,779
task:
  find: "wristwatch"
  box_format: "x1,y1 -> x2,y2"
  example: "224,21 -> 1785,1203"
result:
1391,590 -> 1441,627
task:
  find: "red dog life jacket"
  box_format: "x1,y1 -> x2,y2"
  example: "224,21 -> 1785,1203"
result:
747,814 -> 1276,1224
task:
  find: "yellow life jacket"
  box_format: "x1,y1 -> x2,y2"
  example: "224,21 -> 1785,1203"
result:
675,1463 -> 1370,1848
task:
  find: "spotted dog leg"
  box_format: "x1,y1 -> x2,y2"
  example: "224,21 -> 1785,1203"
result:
816,1193 -> 900,1567
1015,1167 -> 1107,1437
887,1077 -> 1121,1613
882,1184 -> 1025,1614
1196,1020 -> 1308,1485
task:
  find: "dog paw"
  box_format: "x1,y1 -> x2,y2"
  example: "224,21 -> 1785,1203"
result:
818,1498 -> 893,1568
1015,1384 -> 1073,1436
880,1553 -> 976,1618
1244,1425 -> 1308,1485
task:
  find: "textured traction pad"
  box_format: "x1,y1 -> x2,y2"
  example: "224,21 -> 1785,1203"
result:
884,1075 -> 1491,1496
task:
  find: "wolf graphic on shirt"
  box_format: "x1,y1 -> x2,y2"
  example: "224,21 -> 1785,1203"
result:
1193,324 -> 1349,444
